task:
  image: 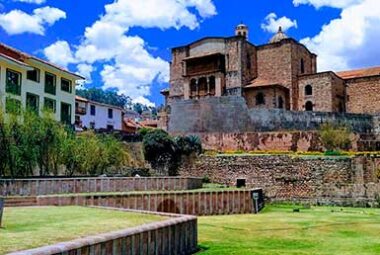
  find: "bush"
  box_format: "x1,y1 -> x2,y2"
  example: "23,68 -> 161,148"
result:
142,130 -> 202,176
0,108 -> 129,177
318,123 -> 351,152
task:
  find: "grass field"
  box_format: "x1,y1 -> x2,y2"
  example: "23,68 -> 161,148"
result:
0,206 -> 166,254
198,205 -> 380,255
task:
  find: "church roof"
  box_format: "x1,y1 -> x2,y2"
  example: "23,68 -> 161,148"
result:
269,27 -> 289,43
245,78 -> 288,90
336,66 -> 380,79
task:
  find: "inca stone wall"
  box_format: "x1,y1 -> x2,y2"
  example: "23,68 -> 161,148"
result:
179,155 -> 380,207
168,97 -> 374,133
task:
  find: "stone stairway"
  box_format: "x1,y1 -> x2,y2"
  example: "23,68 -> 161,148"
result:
4,197 -> 38,207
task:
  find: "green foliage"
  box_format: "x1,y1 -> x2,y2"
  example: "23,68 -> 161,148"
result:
319,123 -> 351,152
175,135 -> 202,155
142,130 -> 202,176
0,108 -> 129,177
77,87 -> 158,116
138,127 -> 153,138
142,129 -> 179,176
76,87 -> 132,109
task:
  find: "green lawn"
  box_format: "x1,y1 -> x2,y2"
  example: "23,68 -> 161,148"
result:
198,205 -> 380,255
0,206 -> 166,254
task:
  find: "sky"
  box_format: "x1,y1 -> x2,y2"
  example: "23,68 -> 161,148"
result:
0,0 -> 379,106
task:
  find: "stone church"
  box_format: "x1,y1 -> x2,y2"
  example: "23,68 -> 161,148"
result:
162,24 -> 380,115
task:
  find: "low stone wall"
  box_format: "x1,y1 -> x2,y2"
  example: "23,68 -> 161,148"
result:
35,189 -> 263,215
179,155 -> 380,207
9,208 -> 198,255
0,177 -> 203,197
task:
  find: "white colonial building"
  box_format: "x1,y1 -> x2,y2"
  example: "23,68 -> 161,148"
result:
0,43 -> 84,124
75,96 -> 124,131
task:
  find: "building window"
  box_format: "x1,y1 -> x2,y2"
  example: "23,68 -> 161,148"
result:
61,78 -> 72,93
90,105 -> 96,116
305,85 -> 313,96
89,122 -> 95,129
5,97 -> 21,114
6,69 -> 22,95
61,102 -> 72,125
190,79 -> 197,98
27,68 -> 40,83
108,108 -> 113,119
278,96 -> 284,109
301,59 -> 305,74
107,125 -> 114,131
305,101 -> 313,111
44,97 -> 56,113
45,72 -> 56,95
256,92 -> 265,105
26,93 -> 39,114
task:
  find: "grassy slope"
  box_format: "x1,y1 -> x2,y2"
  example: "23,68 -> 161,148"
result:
198,205 -> 380,255
0,206 -> 166,254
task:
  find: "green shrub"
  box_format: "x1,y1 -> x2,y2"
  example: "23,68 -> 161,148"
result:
319,123 -> 351,152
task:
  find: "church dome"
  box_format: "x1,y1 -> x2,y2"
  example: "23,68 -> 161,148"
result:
269,26 -> 288,43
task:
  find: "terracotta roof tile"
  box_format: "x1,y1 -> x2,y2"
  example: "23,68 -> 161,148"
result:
337,66 -> 380,79
245,78 -> 287,89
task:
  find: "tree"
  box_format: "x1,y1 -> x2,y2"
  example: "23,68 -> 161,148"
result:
142,129 -> 180,176
142,130 -> 202,176
319,123 -> 351,153
77,87 -> 132,109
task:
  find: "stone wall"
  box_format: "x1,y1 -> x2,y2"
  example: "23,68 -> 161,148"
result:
179,155 -> 380,207
0,177 -> 203,197
346,76 -> 380,115
298,72 -> 345,113
34,189 -> 263,216
168,97 -> 374,134
9,208 -> 198,255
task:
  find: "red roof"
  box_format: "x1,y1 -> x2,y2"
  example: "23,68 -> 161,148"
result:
337,66 -> 380,79
245,78 -> 288,89
0,43 -> 85,79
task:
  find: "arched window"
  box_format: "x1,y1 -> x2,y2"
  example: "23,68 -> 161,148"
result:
278,96 -> 284,109
301,58 -> 305,74
209,76 -> 216,96
305,101 -> 313,111
305,85 -> 313,96
256,92 -> 265,105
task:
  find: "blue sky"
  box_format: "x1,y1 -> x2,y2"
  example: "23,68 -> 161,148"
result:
0,0 -> 378,106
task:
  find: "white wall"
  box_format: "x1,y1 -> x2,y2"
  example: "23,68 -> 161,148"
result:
0,58 -> 77,124
79,103 -> 123,131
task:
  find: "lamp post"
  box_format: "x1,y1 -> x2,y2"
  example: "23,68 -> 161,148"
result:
0,196 -> 4,228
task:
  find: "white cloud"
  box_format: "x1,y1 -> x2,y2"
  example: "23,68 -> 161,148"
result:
133,96 -> 156,107
13,0 -> 46,4
261,13 -> 298,33
0,6 -> 66,35
293,0 -> 363,9
44,0 -> 216,103
43,40 -> 76,68
76,63 -> 94,83
298,0 -> 380,71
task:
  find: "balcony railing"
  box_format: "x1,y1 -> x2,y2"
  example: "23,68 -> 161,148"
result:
75,106 -> 87,115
